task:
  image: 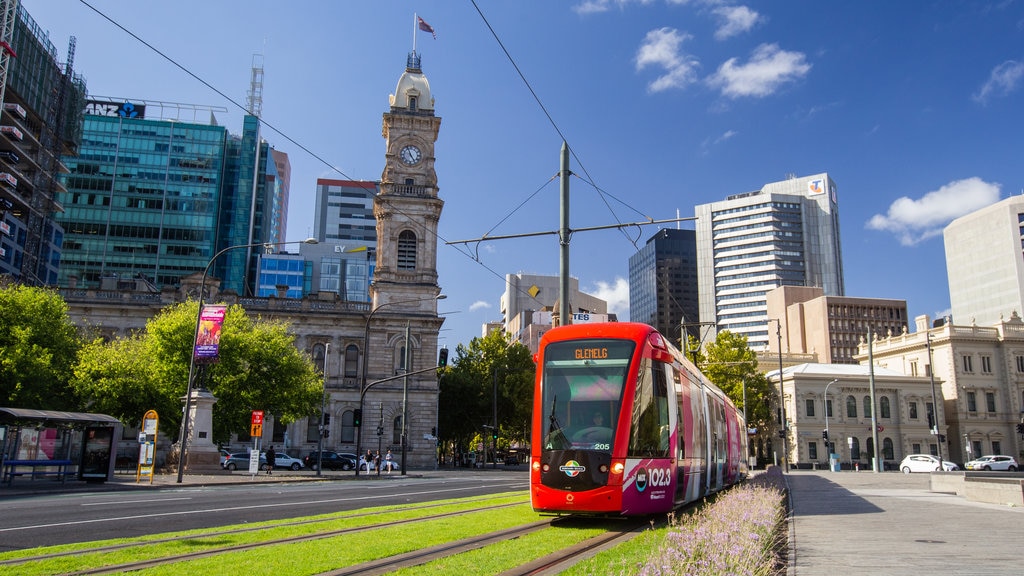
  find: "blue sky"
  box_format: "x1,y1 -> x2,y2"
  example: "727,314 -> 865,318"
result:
21,0 -> 1024,349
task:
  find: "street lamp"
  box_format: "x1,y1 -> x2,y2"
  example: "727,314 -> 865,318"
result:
355,293 -> 445,477
769,318 -> 789,473
925,329 -> 944,464
175,237 -> 318,483
316,343 -> 329,477
824,378 -> 838,457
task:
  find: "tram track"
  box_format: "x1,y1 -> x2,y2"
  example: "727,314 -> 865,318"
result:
2,499 -> 526,573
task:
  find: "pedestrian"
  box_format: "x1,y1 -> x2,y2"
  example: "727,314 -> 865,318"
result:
265,445 -> 276,475
364,449 -> 374,472
385,449 -> 393,474
374,450 -> 381,475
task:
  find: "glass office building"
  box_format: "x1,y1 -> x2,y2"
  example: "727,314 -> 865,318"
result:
57,108 -> 226,289
628,228 -> 699,347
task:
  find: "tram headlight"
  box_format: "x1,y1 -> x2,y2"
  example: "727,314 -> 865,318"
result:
532,460 -> 541,472
611,462 -> 625,475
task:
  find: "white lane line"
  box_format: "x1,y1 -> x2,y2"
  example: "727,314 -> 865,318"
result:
0,483 -> 527,533
81,497 -> 193,507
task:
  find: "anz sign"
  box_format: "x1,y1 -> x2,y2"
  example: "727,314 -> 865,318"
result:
84,101 -> 146,119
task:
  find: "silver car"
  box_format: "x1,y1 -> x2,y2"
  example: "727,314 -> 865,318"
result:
964,455 -> 1018,471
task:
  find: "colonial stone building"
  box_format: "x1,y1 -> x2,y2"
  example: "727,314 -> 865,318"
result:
59,51 -> 446,470
859,314 -> 1024,465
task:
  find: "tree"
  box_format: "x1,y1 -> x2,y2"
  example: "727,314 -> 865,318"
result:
696,330 -> 775,461
438,330 -> 535,460
0,283 -> 81,409
73,301 -> 322,443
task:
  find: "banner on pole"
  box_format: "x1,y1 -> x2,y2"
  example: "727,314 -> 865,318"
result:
194,304 -> 227,363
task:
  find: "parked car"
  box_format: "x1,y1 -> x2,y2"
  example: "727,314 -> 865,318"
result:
899,453 -> 959,473
269,453 -> 305,471
303,451 -> 356,471
964,455 -> 1018,471
219,449 -> 231,467
222,451 -> 259,471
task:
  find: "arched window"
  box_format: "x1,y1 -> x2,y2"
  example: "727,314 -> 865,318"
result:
397,230 -> 416,270
846,396 -> 857,418
882,437 -> 894,460
312,343 -> 326,373
409,96 -> 417,111
850,437 -> 860,459
341,410 -> 355,443
880,396 -> 891,419
866,437 -> 875,460
307,412 -> 330,442
863,396 -> 873,418
393,415 -> 403,444
344,344 -> 359,378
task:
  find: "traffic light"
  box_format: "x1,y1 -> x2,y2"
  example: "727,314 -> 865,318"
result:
1016,422 -> 1024,435
438,347 -> 449,368
822,430 -> 829,441
431,427 -> 437,437
778,429 -> 785,438
492,433 -> 498,441
353,409 -> 362,427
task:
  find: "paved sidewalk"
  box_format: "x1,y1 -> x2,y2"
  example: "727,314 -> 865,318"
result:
786,470 -> 1024,576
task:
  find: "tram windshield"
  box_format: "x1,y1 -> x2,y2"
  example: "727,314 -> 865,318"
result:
540,339 -> 634,451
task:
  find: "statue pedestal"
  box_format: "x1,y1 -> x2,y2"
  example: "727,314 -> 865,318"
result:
181,388 -> 222,473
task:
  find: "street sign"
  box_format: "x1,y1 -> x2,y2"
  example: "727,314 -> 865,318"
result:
251,410 -> 264,437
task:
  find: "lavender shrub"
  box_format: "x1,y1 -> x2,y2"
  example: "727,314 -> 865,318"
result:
635,466 -> 788,576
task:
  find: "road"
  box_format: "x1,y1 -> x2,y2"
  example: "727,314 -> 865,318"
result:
0,472 -> 528,551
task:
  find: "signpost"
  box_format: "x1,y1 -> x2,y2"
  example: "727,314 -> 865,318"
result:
250,410 -> 264,476
136,410 -> 158,484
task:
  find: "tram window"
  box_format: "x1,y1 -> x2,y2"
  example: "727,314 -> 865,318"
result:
628,359 -> 670,458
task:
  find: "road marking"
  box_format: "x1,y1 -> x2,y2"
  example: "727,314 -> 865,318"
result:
81,497 -> 193,507
0,484 -> 527,533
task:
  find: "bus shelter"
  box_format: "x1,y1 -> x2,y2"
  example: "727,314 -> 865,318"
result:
1,408 -> 122,485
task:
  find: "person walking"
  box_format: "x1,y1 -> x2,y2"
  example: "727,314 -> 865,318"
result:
385,449 -> 393,474
265,445 -> 276,475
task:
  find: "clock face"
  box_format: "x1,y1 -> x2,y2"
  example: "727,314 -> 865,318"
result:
400,145 -> 422,166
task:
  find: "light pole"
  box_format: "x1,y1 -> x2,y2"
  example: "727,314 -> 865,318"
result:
316,343 -> 329,477
176,237 -> 317,483
769,319 -> 790,473
824,378 -> 838,458
925,330 -> 944,464
355,293 -> 445,477
867,325 -> 880,473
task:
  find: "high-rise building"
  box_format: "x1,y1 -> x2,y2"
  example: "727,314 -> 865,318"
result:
695,173 -> 844,350
55,100 -> 288,297
0,5 -> 86,285
766,285 -> 907,364
56,101 -> 228,290
628,228 -> 699,347
944,194 -> 1024,327
499,272 -> 608,343
314,178 -> 378,246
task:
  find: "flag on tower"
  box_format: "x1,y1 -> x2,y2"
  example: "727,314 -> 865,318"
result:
418,16 -> 436,39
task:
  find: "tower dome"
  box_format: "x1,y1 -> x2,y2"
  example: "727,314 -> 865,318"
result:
389,53 -> 434,112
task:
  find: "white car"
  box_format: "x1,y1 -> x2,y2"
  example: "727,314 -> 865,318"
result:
964,455 -> 1018,471
266,453 -> 305,471
899,454 -> 959,473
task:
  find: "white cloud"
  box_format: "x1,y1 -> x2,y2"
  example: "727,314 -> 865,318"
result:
635,28 -> 700,93
973,60 -> 1024,104
712,5 -> 762,40
587,277 -> 630,318
865,177 -> 1002,246
706,43 -> 811,98
572,0 -> 655,15
469,300 -> 491,312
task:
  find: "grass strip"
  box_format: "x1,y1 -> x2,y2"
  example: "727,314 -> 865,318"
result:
132,504 -> 545,575
392,519 -> 628,575
5,492 -> 528,575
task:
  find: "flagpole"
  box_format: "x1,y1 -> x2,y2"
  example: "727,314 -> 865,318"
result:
413,13 -> 417,55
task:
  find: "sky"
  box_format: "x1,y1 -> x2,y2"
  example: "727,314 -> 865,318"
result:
20,0 -> 1024,349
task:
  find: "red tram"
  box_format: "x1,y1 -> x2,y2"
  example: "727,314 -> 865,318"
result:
530,322 -> 748,516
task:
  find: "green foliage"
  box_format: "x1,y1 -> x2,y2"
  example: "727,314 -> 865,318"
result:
438,330 -> 535,454
0,283 -> 82,409
73,301 -> 322,442
697,330 -> 775,443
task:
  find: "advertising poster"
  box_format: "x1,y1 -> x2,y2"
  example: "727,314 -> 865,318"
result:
193,304 -> 227,362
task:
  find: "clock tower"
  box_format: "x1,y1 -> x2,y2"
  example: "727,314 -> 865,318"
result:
374,51 -> 443,309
